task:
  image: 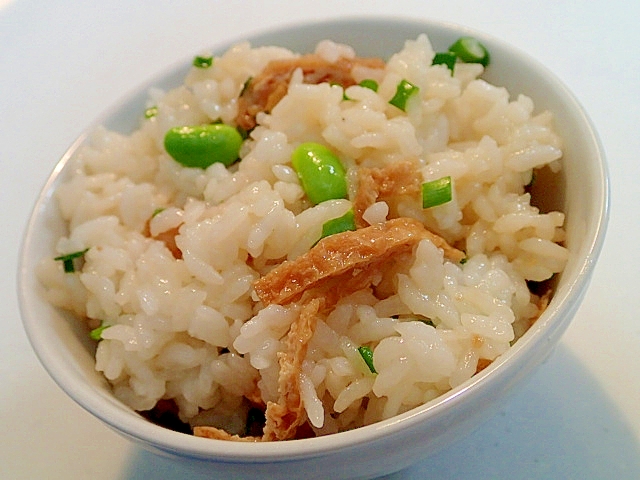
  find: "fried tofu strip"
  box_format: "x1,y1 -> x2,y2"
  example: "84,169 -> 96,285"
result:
258,220 -> 463,440
353,160 -> 422,227
475,358 -> 493,373
254,217 -> 465,306
193,425 -> 262,442
142,217 -> 182,259
236,54 -> 385,131
263,297 -> 322,441
528,287 -> 553,328
197,219 -> 464,442
195,299 -> 322,442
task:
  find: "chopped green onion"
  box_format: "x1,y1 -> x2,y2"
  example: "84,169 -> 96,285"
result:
320,210 -> 356,241
330,82 -> 350,101
358,346 -> 377,374
151,207 -> 165,217
358,79 -> 379,92
61,259 -> 74,273
193,55 -> 213,69
389,79 -> 420,111
54,248 -> 89,273
144,106 -> 158,119
448,36 -> 490,67
89,321 -> 109,341
421,176 -> 453,209
460,257 -> 468,265
240,76 -> 253,96
432,52 -> 457,73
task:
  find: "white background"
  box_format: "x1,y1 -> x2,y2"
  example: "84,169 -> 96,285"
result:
2,1 -> 639,478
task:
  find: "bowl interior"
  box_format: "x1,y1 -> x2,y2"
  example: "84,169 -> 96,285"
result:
17,16 -> 608,466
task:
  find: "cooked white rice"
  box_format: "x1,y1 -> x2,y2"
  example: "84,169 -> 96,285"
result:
37,35 -> 568,437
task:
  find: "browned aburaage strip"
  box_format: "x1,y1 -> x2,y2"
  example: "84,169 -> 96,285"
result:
254,217 -> 465,307
236,54 -> 385,131
194,219 -> 464,441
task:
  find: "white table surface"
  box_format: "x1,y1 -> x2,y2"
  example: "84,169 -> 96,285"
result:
2,1 -> 638,478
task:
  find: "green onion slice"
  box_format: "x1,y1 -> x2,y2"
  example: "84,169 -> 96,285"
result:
329,82 -> 350,101
240,76 -> 253,97
389,79 -> 420,111
144,106 -> 158,119
54,248 -> 89,273
358,79 -> 379,92
432,52 -> 457,73
357,346 -> 377,374
89,322 -> 109,341
151,207 -> 165,217
320,210 -> 356,241
421,176 -> 453,209
448,37 -> 490,67
193,55 -> 213,69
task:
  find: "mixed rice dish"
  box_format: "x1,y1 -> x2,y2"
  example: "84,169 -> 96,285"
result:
37,34 -> 568,441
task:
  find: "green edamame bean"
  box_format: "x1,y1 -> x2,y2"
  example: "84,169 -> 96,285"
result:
320,209 -> 356,240
291,142 -> 348,205
164,123 -> 242,169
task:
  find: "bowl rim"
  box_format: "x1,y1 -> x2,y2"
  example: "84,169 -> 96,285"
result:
17,14 -> 610,462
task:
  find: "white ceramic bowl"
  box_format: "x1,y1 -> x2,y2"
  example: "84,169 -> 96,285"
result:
18,17 -> 609,480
